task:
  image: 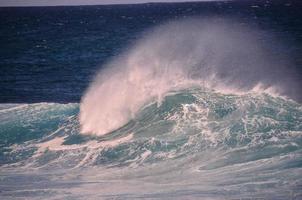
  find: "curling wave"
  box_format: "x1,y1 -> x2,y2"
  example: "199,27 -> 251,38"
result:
80,18 -> 300,136
1,89 -> 302,169
1,88 -> 302,199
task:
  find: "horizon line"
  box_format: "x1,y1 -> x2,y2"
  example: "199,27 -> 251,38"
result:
0,0 -> 229,8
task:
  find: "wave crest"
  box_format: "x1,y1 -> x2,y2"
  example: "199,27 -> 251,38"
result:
80,18 -> 300,136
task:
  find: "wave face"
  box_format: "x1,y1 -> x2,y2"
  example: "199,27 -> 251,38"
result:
80,18 -> 300,136
1,90 -> 302,199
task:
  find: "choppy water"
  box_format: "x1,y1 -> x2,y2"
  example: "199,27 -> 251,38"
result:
1,89 -> 302,199
1,0 -> 302,199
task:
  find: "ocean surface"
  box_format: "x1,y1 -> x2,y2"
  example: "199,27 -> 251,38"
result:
1,0 -> 302,199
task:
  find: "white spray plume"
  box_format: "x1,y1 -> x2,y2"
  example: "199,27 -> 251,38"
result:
80,18 -> 299,136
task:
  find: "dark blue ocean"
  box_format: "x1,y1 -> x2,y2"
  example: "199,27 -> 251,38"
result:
1,0 -> 302,103
1,0 -> 302,199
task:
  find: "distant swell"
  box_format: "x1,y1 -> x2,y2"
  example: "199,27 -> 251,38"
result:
80,18 -> 300,136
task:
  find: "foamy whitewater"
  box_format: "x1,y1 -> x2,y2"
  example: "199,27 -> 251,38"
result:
80,18 -> 300,136
1,18 -> 302,200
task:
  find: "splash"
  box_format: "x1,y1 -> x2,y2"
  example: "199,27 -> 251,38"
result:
80,18 -> 300,136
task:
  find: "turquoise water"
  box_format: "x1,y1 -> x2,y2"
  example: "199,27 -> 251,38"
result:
1,88 -> 302,199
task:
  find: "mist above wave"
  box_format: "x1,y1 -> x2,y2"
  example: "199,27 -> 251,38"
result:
80,18 -> 300,136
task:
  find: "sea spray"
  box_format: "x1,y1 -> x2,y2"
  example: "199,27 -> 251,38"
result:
80,18 -> 300,136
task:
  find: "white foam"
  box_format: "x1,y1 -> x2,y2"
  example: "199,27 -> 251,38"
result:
80,18 -> 299,136
36,133 -> 134,154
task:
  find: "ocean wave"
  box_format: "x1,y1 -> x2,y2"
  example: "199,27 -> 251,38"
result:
1,86 -> 301,199
80,18 -> 301,136
1,88 -> 301,169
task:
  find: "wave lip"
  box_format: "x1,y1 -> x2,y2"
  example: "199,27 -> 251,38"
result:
80,17 -> 301,136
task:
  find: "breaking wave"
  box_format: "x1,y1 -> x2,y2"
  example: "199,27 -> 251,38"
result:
1,18 -> 302,200
79,18 -> 300,136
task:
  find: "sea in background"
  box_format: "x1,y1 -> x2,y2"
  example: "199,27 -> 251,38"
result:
1,0 -> 302,199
